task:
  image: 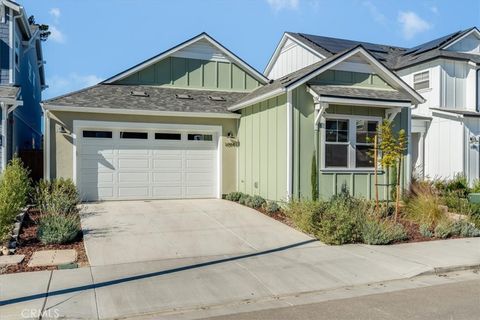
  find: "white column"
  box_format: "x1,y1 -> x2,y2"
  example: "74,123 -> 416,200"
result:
419,132 -> 425,179
1,102 -> 6,171
44,110 -> 50,180
286,90 -> 293,199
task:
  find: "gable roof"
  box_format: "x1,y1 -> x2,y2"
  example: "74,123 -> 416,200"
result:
104,32 -> 268,85
43,84 -> 247,117
272,28 -> 480,71
230,45 -> 424,111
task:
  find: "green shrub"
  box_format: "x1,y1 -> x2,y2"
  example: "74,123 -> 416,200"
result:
445,174 -> 470,197
225,192 -> 245,202
0,158 -> 31,242
405,183 -> 445,226
35,178 -> 80,215
238,194 -> 250,205
451,220 -> 480,237
263,201 -> 280,215
441,192 -> 471,214
419,224 -> 434,238
37,213 -> 81,245
285,199 -> 322,234
471,179 -> 480,193
246,195 -> 266,209
469,205 -> 480,228
313,194 -> 363,245
434,221 -> 453,239
361,218 -> 407,245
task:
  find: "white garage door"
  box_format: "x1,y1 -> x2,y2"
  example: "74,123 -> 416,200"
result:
76,125 -> 219,201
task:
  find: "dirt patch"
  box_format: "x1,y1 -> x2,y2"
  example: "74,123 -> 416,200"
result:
1,209 -> 89,274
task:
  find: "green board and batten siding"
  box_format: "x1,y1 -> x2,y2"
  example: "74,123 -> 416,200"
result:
116,56 -> 260,91
237,94 -> 288,201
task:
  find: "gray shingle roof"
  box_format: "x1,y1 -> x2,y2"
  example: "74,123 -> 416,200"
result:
308,85 -> 411,102
43,85 -> 248,114
0,85 -> 20,99
287,28 -> 480,70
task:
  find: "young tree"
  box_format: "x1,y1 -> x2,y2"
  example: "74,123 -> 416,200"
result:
311,153 -> 319,201
371,120 -> 407,219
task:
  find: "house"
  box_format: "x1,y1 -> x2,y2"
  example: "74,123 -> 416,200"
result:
265,28 -> 480,187
0,0 -> 45,172
43,32 -> 424,202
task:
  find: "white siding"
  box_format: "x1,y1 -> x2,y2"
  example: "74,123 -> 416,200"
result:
464,117 -> 480,183
440,60 -> 469,109
445,32 -> 480,55
267,38 -> 322,79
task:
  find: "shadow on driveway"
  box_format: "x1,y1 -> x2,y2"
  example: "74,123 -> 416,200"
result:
0,239 -> 317,307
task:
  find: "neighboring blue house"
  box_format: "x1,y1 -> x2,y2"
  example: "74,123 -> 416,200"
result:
0,0 -> 45,171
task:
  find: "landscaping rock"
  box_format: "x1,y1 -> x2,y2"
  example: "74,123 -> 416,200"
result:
28,249 -> 77,267
1,246 -> 9,256
0,254 -> 24,267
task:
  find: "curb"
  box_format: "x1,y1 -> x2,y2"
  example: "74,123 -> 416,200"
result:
416,264 -> 480,276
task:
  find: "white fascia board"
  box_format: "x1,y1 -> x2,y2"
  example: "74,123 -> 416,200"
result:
442,28 -> 480,50
287,47 -> 426,105
264,33 -> 326,76
105,33 -> 268,85
318,96 -> 411,108
227,87 -> 285,111
43,105 -> 241,119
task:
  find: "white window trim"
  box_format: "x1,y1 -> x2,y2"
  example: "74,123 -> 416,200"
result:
320,114 -> 382,171
413,70 -> 430,91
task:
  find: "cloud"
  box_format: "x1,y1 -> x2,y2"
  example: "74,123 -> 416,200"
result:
45,73 -> 103,98
49,25 -> 66,43
430,5 -> 438,14
266,0 -> 299,11
398,11 -> 432,39
49,7 -> 61,22
362,1 -> 386,24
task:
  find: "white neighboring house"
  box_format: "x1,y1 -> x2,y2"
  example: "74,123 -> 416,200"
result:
265,27 -> 480,184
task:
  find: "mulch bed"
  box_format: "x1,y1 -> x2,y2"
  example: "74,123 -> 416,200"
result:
1,208 -> 88,274
395,218 -> 436,243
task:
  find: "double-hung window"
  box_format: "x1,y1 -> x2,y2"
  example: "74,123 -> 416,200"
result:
413,71 -> 429,90
324,117 -> 379,169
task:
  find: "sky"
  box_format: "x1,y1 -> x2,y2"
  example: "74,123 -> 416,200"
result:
19,0 -> 480,99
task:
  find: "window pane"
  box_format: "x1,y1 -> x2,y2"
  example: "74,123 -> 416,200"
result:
155,133 -> 181,140
356,120 -> 368,132
356,145 -> 374,168
337,130 -> 349,142
325,144 -> 348,167
356,131 -> 368,143
326,129 -> 337,142
325,120 -> 337,130
414,81 -> 429,90
367,121 -> 377,132
120,132 -> 148,139
188,134 -> 213,141
338,120 -> 348,131
83,130 -> 112,138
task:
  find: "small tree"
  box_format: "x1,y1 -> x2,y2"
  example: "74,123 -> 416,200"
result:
311,153 -> 319,201
371,120 -> 407,219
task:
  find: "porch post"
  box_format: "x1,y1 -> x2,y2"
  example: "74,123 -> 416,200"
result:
419,132 -> 425,179
1,102 -> 6,171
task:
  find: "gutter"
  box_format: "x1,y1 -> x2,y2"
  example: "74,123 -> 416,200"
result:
228,88 -> 285,111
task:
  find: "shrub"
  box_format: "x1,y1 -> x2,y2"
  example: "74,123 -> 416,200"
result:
263,201 -> 280,215
361,218 -> 407,245
471,179 -> 480,193
451,220 -> 480,237
419,224 -> 434,238
405,182 -> 445,226
445,174 -> 470,197
469,205 -> 480,228
285,199 -> 322,234
313,194 -> 363,245
37,213 -> 81,245
246,195 -> 266,209
0,158 -> 31,242
238,194 -> 250,205
225,192 -> 245,202
35,178 -> 80,215
434,221 -> 453,239
441,192 -> 471,214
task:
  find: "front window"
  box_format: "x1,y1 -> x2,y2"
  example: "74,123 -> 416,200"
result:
324,117 -> 379,169
413,71 -> 429,90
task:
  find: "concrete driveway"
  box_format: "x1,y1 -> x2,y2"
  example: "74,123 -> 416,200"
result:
81,199 -> 314,266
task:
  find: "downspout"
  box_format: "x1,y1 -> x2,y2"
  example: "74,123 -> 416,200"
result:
405,107 -> 412,189
1,102 -> 6,171
286,90 -> 293,200
42,104 -> 50,180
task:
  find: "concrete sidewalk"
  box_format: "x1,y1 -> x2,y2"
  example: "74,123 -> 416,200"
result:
1,238 -> 479,320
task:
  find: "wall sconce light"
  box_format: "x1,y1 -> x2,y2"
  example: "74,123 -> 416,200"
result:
227,131 -> 235,139
470,136 -> 479,144
57,126 -> 69,134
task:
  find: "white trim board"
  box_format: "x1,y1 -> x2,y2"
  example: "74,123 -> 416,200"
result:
104,33 -> 268,85
442,28 -> 480,50
72,120 -> 223,200
44,105 -> 241,119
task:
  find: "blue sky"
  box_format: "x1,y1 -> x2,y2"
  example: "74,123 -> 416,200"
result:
20,0 -> 480,99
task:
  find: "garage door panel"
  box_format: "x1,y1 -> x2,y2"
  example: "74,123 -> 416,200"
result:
153,172 -> 182,184
78,126 -> 218,201
153,159 -> 182,170
118,172 -> 149,183
118,187 -> 149,198
152,187 -> 183,198
118,158 -> 150,169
